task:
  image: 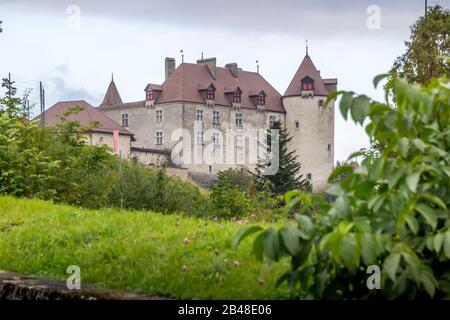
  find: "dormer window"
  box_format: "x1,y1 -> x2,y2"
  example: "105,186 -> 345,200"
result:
233,92 -> 241,103
301,76 -> 314,92
199,83 -> 216,102
146,90 -> 153,101
225,87 -> 243,107
144,84 -> 162,107
302,83 -> 313,90
257,95 -> 265,106
249,90 -> 267,109
207,89 -> 215,100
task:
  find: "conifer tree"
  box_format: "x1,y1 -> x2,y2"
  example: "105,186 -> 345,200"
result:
251,120 -> 310,195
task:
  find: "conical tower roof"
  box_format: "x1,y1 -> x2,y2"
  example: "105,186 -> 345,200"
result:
100,76 -> 123,106
284,54 -> 329,97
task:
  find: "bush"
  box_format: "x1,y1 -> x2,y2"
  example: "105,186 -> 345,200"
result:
107,162 -> 211,216
211,169 -> 251,218
234,74 -> 450,299
211,169 -> 283,220
0,112 -> 211,217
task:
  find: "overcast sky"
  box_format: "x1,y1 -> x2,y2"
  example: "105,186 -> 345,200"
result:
0,0 -> 448,161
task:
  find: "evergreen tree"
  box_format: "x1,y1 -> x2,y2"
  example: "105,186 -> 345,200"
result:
392,5 -> 450,85
251,120 -> 310,195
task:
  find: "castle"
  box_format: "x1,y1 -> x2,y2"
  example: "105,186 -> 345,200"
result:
46,51 -> 337,191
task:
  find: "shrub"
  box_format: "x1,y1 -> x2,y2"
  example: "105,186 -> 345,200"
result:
211,169 -> 250,218
0,111 -> 211,216
211,169 -> 283,220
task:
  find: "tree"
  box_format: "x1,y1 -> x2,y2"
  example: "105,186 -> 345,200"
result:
392,5 -> 450,85
235,74 -> 450,299
0,76 -> 27,117
251,120 -> 310,196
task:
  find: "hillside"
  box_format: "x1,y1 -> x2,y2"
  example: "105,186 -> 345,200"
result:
0,196 -> 290,299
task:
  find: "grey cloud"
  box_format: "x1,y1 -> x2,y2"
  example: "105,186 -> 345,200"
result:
43,65 -> 102,107
3,0 -> 447,36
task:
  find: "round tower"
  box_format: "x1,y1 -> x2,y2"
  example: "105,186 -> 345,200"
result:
282,51 -> 337,191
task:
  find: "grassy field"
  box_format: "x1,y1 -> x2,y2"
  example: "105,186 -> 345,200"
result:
0,196 -> 292,299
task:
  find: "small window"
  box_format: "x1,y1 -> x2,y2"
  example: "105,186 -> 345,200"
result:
235,113 -> 242,126
146,90 -> 153,101
196,130 -> 204,144
257,95 -> 265,106
98,137 -> 104,143
156,131 -> 163,145
213,111 -> 220,124
328,144 -> 331,151
233,92 -> 241,103
307,173 -> 312,181
302,82 -> 313,91
295,120 -> 300,129
212,132 -> 220,146
209,165 -> 213,173
269,115 -> 276,128
155,110 -> 163,123
207,89 -> 215,100
122,114 -> 128,127
196,110 -> 204,122
319,100 -> 324,112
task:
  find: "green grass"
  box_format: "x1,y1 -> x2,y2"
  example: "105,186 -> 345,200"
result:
0,196 -> 292,299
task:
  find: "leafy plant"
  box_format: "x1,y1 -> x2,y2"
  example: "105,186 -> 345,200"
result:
234,74 -> 450,299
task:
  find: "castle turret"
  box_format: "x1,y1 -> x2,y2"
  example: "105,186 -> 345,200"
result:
283,48 -> 337,191
100,74 -> 123,107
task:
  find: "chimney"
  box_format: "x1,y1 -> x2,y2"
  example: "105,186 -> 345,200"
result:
197,57 -> 216,80
225,63 -> 239,78
165,57 -> 176,80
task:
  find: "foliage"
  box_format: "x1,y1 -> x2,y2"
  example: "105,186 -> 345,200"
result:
210,169 -> 281,220
0,77 -> 28,117
0,196 -> 292,299
327,160 -> 356,184
234,74 -> 450,299
0,114 -> 59,198
392,5 -> 450,85
0,79 -> 213,217
251,120 -> 310,196
211,169 -> 251,218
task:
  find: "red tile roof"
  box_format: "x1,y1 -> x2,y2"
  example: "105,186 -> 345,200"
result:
284,55 -> 333,97
42,100 -> 132,135
155,63 -> 285,113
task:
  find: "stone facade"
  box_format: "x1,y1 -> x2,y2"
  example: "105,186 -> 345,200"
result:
283,95 -> 334,190
86,132 -> 131,159
99,54 -> 336,191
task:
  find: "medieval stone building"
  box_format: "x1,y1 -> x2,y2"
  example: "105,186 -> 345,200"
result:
97,52 -> 337,191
